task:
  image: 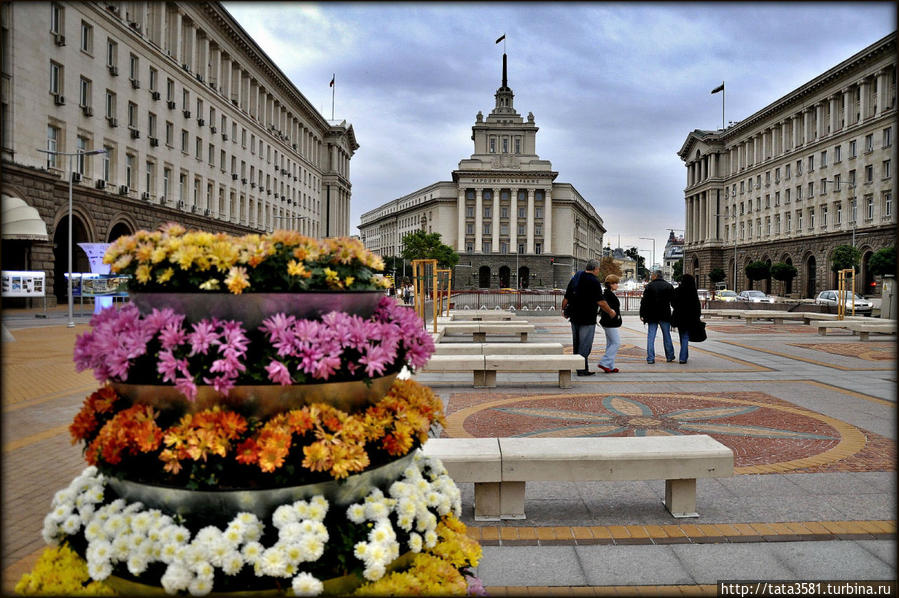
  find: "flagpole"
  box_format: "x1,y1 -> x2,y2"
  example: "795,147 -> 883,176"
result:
721,81 -> 725,130
331,73 -> 335,121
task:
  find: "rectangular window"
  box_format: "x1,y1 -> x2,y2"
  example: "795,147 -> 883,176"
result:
808,208 -> 815,229
836,203 -> 842,225
774,191 -> 780,206
755,175 -> 761,189
465,223 -> 473,235
796,160 -> 802,175
808,182 -> 814,197
808,155 -> 814,171
208,143 -> 214,166
50,3 -> 62,34
79,77 -> 91,107
500,224 -> 509,235
765,171 -> 771,185
46,125 -> 59,168
820,179 -> 827,195
466,206 -> 474,218
106,38 -> 117,68
848,169 -> 856,187
884,191 -> 893,218
127,101 -> 137,128
518,224 -> 525,236
80,20 -> 92,53
514,138 -> 521,154
796,185 -> 802,201
125,153 -> 134,188
849,139 -> 857,157
774,168 -> 780,183
483,206 -> 491,218
75,135 -> 87,174
482,241 -> 491,253
883,160 -> 891,179
148,112 -> 156,137
785,188 -> 791,204
489,138 -> 495,153
149,67 -> 157,91
834,145 -> 841,163
500,206 -> 508,218
865,165 -> 873,183
865,133 -> 873,152
740,181 -> 745,193
796,210 -> 802,230
482,223 -> 491,235
833,173 -> 840,191
50,61 -> 61,94
166,78 -> 174,102
785,163 -> 791,179
163,167 -> 171,199
535,207 -> 543,218
129,53 -> 138,82
535,243 -> 542,255
884,127 -> 893,148
820,150 -> 827,167
466,243 -> 473,253
181,129 -> 188,153
195,137 -> 202,160
786,212 -> 791,232
146,161 -> 155,194
182,89 -> 189,111
765,194 -> 770,209
165,121 -> 173,146
821,205 -> 828,227
102,145 -> 112,181
535,225 -> 543,236
865,195 -> 874,220
220,150 -> 226,171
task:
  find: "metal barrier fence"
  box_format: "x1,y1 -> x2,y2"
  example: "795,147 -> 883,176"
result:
447,290 -> 646,312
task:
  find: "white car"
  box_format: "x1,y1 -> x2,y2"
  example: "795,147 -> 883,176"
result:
737,290 -> 774,303
814,290 -> 873,315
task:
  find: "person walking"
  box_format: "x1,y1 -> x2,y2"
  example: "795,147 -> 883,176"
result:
671,273 -> 702,364
639,269 -> 675,364
597,274 -> 622,373
561,259 -> 604,376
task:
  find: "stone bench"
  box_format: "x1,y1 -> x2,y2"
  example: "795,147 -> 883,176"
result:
742,311 -> 807,325
435,342 -> 564,355
450,310 -> 518,321
419,353 -> 583,388
704,309 -> 745,320
848,322 -> 896,341
440,322 -> 535,342
422,435 -> 733,521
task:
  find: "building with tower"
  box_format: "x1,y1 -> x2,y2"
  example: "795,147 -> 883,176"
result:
358,52 -> 605,290
662,230 -> 684,282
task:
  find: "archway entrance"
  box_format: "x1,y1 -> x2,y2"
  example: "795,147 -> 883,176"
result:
108,222 -> 133,242
518,266 -> 529,289
478,266 -> 491,289
765,259 -> 772,294
53,215 -> 91,302
862,250 -> 875,295
785,258 -> 793,295
806,255 -> 817,298
498,265 -> 510,288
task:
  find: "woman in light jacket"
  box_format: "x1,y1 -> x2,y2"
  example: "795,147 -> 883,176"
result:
671,273 -> 702,364
597,274 -> 622,373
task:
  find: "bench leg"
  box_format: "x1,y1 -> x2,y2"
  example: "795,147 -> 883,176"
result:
818,328 -> 827,336
473,482 -> 501,521
474,370 -> 496,388
473,332 -> 486,342
520,332 -> 528,342
664,478 -> 699,518
500,481 -> 526,520
859,331 -> 870,341
744,318 -> 753,325
558,370 -> 572,389
773,318 -> 783,325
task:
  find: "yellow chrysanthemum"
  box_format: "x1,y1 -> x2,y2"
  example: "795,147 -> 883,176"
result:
156,267 -> 174,284
135,264 -> 152,284
224,266 -> 250,294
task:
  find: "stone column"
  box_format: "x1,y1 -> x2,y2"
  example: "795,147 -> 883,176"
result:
859,78 -> 869,121
700,156 -> 707,180
815,103 -> 823,140
510,188 -> 518,253
173,11 -> 183,64
802,110 -> 810,145
544,188 -> 552,255
475,189 -> 483,253
829,96 -> 838,135
876,69 -> 890,116
699,193 -> 706,242
526,189 -> 535,254
710,153 -> 717,178
782,119 -> 789,152
792,114 -> 800,147
755,134 -> 761,164
456,188 -> 465,251
761,131 -> 768,161
492,188 -> 500,252
685,197 -> 692,244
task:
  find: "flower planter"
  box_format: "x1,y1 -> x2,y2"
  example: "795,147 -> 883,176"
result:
105,450 -> 418,522
130,290 -> 386,326
112,373 -> 398,416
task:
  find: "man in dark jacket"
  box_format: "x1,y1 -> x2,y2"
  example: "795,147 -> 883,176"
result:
639,269 -> 675,363
562,259 -> 603,376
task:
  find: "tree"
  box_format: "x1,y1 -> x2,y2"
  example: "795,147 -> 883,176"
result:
672,258 -> 683,282
624,247 -> 647,279
771,262 -> 798,295
830,244 -> 861,273
598,256 -> 622,281
868,246 -> 896,277
400,230 -> 459,268
744,261 -> 770,289
709,268 -> 726,286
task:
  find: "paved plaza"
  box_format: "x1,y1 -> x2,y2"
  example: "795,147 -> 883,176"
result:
1,306 -> 896,594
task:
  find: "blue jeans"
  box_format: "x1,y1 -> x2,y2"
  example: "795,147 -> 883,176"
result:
646,321 -> 674,362
571,322 -> 596,371
678,330 -> 690,362
599,326 -> 620,369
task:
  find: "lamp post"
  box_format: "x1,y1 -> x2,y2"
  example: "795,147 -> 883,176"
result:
37,147 -> 106,328
639,237 -> 656,272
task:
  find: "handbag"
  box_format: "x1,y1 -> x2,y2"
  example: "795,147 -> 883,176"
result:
690,320 -> 707,343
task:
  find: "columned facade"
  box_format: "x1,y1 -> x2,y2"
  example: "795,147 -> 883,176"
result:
678,33 -> 896,297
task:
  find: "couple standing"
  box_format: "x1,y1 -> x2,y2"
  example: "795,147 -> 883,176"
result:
561,259 -> 622,376
640,270 -> 702,364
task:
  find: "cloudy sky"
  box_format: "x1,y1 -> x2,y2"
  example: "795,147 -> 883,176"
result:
224,2 -> 895,262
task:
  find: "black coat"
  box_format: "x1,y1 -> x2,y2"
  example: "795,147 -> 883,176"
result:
565,271 -> 603,325
672,286 -> 702,331
639,278 -> 674,322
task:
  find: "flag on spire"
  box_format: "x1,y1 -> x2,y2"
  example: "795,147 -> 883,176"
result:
711,82 -> 724,94
329,74 -> 335,87
495,34 -> 505,44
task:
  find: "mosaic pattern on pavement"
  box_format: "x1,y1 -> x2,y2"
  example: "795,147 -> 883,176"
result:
787,342 -> 896,362
444,391 -> 895,474
706,324 -> 817,335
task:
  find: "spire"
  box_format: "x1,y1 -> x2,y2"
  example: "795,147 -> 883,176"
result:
502,53 -> 507,89
492,51 -> 514,114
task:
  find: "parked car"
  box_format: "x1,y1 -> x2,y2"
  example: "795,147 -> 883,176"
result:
737,290 -> 774,303
814,290 -> 873,315
716,290 -> 738,302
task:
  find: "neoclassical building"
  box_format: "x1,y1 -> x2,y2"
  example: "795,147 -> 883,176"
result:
678,32 -> 895,297
1,1 -> 357,304
662,230 -> 684,282
359,54 -> 605,290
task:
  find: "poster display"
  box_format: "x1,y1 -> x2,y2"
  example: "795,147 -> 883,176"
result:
1,271 -> 46,298
64,273 -> 131,297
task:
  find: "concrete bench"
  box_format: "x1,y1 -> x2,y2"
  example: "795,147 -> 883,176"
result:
814,321 -> 861,336
422,435 -> 734,520
704,309 -> 745,320
419,353 -> 583,388
450,310 -> 518,321
441,322 -> 535,342
742,311 -> 807,325
847,322 -> 896,341
435,342 -> 564,355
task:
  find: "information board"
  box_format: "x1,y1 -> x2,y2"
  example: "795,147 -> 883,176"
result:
1,271 -> 46,298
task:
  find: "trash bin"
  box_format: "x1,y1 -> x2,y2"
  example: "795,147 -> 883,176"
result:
881,275 -> 896,320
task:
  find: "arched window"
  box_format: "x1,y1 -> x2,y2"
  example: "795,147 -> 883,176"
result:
478,266 -> 491,289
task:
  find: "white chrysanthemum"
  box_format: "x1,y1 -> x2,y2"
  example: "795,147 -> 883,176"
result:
306,502 -> 326,522
408,532 -> 423,553
244,521 -> 264,543
414,479 -> 431,493
283,543 -> 303,564
86,540 -> 113,564
402,466 -> 421,481
221,550 -> 244,576
130,534 -> 147,550
346,503 -> 366,524
61,514 -> 81,535
437,497 -> 452,516
293,501 -> 310,520
188,575 -> 213,596
362,563 -> 386,581
388,481 -> 410,498
163,524 -> 190,545
183,543 -> 208,567
86,486 -> 105,504
52,488 -> 74,507
42,520 -> 60,545
191,560 -> 215,579
309,521 -> 329,543
235,512 -> 260,527
102,514 -> 125,536
207,542 -> 231,567
160,542 -> 180,564
292,571 -> 324,596
88,559 -> 113,580
364,501 -> 389,521
279,522 -> 303,544
106,498 -> 127,513
131,512 -> 152,534
369,522 -> 395,545
77,504 -> 96,523
111,535 -> 131,560
123,501 -> 144,514
226,517 -> 246,535
365,488 -> 385,502
222,526 -> 242,546
300,536 -> 324,562
365,543 -> 387,566
83,520 -> 106,542
397,499 -> 417,517
425,491 -> 442,507
310,495 -> 328,510
127,555 -> 149,576
241,541 -> 264,565
273,504 -> 297,529
49,503 -> 73,523
161,563 -> 192,593
424,529 -> 438,548
194,526 -> 221,547
81,466 -> 99,478
396,514 -> 414,532
260,546 -> 289,578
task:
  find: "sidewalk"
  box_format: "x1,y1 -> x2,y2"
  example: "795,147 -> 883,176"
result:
1,307 -> 895,594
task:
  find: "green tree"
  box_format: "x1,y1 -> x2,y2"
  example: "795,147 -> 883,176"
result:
708,268 -> 726,286
771,262 -> 798,295
400,230 -> 459,268
744,261 -> 770,290
598,256 -> 622,281
868,246 -> 896,277
624,247 -> 647,279
830,244 -> 861,273
672,258 -> 683,282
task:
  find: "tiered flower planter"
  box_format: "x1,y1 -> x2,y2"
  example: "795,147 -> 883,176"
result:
18,227 -> 481,596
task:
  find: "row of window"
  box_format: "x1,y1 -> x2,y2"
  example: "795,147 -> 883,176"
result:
726,192 -> 892,241
464,206 -> 545,219
464,189 -> 547,201
487,136 -> 522,154
464,242 -> 544,254
465,223 -> 545,236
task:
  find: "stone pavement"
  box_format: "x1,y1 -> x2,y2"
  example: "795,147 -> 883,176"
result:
0,307 -> 895,594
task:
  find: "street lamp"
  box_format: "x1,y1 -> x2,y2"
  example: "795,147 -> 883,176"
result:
639,237 -> 656,272
37,146 -> 107,328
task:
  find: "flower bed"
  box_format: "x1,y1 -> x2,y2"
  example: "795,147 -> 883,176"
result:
74,297 -> 433,401
104,225 -> 390,294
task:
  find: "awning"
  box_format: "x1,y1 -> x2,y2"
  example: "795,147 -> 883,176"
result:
1,194 -> 49,241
